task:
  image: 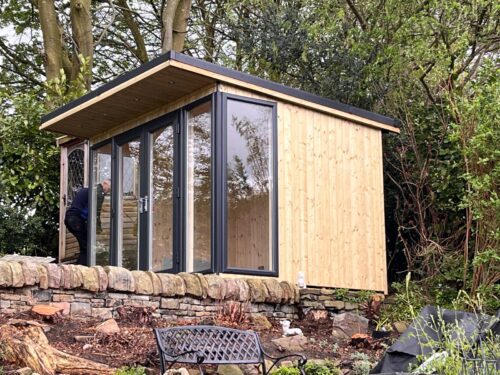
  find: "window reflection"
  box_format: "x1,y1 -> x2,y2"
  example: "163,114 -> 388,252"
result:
92,144 -> 112,266
226,100 -> 273,271
186,101 -> 212,272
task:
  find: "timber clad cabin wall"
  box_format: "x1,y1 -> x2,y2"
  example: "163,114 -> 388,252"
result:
220,84 -> 387,293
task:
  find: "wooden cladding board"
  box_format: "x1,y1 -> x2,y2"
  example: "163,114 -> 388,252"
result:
220,84 -> 388,292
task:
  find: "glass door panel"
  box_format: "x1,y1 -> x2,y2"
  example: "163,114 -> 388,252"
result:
92,143 -> 112,266
186,101 -> 212,272
119,138 -> 141,269
150,126 -> 174,271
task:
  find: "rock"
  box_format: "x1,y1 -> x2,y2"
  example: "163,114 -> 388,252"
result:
235,279 -> 250,302
96,318 -> 120,334
0,261 -> 13,287
279,281 -> 293,304
280,360 -> 293,368
9,261 -> 24,287
68,265 -> 83,289
331,312 -> 369,339
20,261 -> 39,286
306,310 -> 329,321
79,266 -> 99,292
344,302 -> 358,311
164,368 -> 190,375
393,321 -> 408,334
91,266 -> 108,291
194,273 -> 209,299
146,271 -> 162,295
132,270 -> 153,295
324,300 -> 345,310
161,298 -> 180,309
225,279 -> 240,300
179,272 -> 203,298
42,263 -> 61,289
83,343 -> 93,350
70,302 -> 91,317
205,274 -> 227,300
217,364 -> 244,375
59,264 -> 72,289
105,266 -> 135,292
92,308 -> 113,320
272,336 -> 308,352
262,279 -> 283,303
15,367 -> 33,375
32,305 -> 63,317
36,264 -> 50,289
157,273 -> 185,296
239,364 -> 260,375
246,279 -> 267,303
74,335 -> 93,342
250,314 -> 272,330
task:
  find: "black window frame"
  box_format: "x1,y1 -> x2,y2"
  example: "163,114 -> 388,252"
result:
220,93 -> 279,277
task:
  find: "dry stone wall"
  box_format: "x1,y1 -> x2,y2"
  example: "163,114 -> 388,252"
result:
0,260 -> 374,320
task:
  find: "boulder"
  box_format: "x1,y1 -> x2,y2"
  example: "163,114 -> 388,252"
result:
179,273 -> 202,298
96,318 -> 120,334
272,335 -> 308,352
235,279 -> 250,302
104,266 -> 135,292
246,279 -> 267,303
194,273 -> 209,299
250,314 -> 272,330
79,266 -> 99,292
20,261 -> 39,286
393,321 -> 408,334
91,266 -> 108,291
205,274 -> 227,300
42,263 -> 61,289
146,271 -> 162,296
157,273 -> 185,296
217,365 -> 244,375
36,264 -> 49,289
224,279 -> 240,300
59,264 -> 72,289
68,265 -> 83,289
8,261 -> 24,287
279,281 -> 293,304
0,261 -> 12,287
164,368 -> 190,375
262,279 -> 283,303
131,270 -> 153,295
331,312 -> 369,340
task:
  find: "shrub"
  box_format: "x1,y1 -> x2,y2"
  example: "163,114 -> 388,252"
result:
114,366 -> 146,375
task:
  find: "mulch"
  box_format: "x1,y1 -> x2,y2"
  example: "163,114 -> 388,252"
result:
0,307 -> 395,373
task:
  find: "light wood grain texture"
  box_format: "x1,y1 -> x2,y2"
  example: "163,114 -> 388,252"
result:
220,84 -> 388,292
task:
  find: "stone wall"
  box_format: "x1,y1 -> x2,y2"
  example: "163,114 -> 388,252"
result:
0,260 -> 376,320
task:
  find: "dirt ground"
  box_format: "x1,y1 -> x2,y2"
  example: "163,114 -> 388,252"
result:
0,307 -> 396,373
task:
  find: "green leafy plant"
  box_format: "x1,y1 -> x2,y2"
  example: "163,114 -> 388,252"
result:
350,352 -> 373,375
304,360 -> 340,375
114,366 -> 146,375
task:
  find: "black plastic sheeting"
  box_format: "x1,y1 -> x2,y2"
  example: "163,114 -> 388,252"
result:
371,305 -> 499,374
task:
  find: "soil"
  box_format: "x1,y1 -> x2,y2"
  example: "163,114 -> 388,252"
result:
0,308 -> 397,374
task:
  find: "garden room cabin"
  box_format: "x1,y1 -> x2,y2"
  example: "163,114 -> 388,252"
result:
41,52 -> 400,293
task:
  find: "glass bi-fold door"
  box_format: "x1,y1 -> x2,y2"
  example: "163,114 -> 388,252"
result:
92,113 -> 179,272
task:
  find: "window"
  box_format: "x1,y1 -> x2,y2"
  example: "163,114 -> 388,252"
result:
224,97 -> 276,274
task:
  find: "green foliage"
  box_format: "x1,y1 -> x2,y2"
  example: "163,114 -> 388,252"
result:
350,352 -> 374,375
271,361 -> 341,375
114,366 -> 146,375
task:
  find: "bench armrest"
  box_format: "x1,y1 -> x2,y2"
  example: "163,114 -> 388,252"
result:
262,351 -> 308,375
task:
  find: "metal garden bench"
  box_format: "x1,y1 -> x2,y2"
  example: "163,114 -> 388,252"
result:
154,326 -> 307,375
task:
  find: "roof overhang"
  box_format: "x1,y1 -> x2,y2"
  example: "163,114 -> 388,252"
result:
41,51 -> 400,138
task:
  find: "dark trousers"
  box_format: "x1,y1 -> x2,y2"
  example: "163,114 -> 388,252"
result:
64,214 -> 88,266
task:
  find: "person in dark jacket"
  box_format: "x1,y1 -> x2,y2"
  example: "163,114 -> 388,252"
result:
65,179 -> 110,265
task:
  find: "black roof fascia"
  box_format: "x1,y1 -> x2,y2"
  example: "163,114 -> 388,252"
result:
42,51 -> 399,128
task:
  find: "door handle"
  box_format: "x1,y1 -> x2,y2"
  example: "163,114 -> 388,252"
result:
139,196 -> 149,214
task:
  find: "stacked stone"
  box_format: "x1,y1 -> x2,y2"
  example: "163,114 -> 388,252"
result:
299,288 -> 363,315
0,261 -> 299,319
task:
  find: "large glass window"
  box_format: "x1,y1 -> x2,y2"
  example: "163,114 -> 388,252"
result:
150,126 -> 174,271
186,101 -> 212,272
92,143 -> 112,266
226,99 -> 274,271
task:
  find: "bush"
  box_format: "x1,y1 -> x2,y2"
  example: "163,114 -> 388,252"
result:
114,366 -> 146,375
271,360 -> 341,375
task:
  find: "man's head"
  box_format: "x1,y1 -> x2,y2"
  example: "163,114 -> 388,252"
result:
101,179 -> 111,194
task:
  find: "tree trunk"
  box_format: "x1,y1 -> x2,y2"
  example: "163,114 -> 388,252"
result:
162,0 -> 192,53
0,323 -> 115,375
117,0 -> 149,63
38,0 -> 64,81
70,0 -> 93,88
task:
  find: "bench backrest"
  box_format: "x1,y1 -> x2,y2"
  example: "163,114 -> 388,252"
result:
154,326 -> 264,365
